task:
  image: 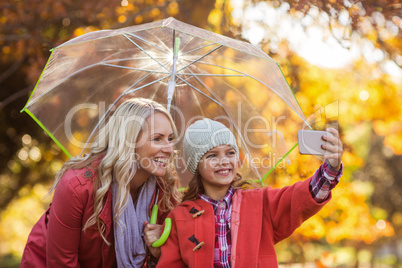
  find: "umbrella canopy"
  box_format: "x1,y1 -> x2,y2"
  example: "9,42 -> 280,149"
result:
22,17 -> 310,185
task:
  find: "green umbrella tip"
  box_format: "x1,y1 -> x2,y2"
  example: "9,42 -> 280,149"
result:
174,37 -> 181,56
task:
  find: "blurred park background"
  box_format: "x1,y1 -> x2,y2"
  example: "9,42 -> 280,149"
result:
0,0 -> 401,267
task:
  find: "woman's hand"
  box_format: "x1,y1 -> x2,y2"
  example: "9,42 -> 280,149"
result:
143,221 -> 162,258
322,128 -> 343,171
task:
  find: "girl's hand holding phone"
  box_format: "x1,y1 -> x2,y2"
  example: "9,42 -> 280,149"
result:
298,128 -> 343,170
322,128 -> 343,171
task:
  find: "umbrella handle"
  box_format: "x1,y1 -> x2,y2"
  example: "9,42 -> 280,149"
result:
150,204 -> 172,247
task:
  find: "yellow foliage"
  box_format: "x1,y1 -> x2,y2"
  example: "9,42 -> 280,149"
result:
384,133 -> 402,154
1,1 -> 401,262
118,15 -> 127,23
293,55 -> 401,156
0,184 -> 51,257
208,9 -> 222,31
151,8 -> 161,17
298,215 -> 326,239
135,16 -> 143,24
126,3 -> 134,11
73,27 -> 86,37
294,177 -> 395,244
2,46 -> 10,54
167,2 -> 179,16
392,212 -> 402,227
116,6 -> 126,14
342,150 -> 364,168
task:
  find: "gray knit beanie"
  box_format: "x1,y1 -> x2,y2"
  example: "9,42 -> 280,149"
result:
183,118 -> 239,174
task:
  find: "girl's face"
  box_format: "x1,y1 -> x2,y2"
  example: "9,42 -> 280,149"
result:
135,112 -> 175,178
198,145 -> 238,192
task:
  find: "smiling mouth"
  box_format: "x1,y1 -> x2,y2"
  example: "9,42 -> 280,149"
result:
154,158 -> 168,166
216,169 -> 231,175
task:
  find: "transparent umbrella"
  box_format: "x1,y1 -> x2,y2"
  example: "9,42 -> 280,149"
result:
22,17 -> 310,185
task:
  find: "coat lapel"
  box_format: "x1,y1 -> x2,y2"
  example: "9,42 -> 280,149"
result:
234,189 -> 263,267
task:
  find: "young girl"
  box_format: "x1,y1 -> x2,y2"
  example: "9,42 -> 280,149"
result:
21,98 -> 181,268
157,118 -> 343,268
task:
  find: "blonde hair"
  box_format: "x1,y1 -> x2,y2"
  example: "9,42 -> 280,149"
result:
50,98 -> 180,244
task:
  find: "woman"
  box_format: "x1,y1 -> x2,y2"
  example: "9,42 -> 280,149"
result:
21,98 -> 181,268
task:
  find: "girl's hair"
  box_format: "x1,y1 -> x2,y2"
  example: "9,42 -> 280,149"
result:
49,98 -> 181,244
182,170 -> 253,202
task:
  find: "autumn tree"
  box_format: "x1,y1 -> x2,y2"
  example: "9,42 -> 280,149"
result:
0,2 -> 216,264
242,0 -> 401,66
271,50 -> 399,264
1,0 -> 401,265
0,0 -> 217,211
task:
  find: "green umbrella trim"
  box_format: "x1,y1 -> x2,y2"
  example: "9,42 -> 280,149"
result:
23,109 -> 72,158
253,65 -> 308,185
277,63 -> 308,122
174,36 -> 180,55
253,142 -> 298,186
20,50 -> 55,113
19,49 -> 73,158
20,19 -> 310,174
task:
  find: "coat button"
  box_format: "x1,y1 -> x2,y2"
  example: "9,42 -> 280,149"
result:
84,170 -> 93,178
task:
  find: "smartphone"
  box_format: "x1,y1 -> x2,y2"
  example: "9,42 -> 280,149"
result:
298,130 -> 334,155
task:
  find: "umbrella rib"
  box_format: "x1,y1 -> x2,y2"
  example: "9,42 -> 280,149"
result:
121,71 -> 170,95
124,32 -> 170,54
122,74 -> 170,96
149,85 -> 161,100
79,73 -> 171,155
176,45 -> 224,73
181,59 -> 307,122
174,74 -> 268,181
103,56 -> 172,62
177,58 -> 250,78
123,33 -> 170,73
175,76 -> 222,106
100,49 -> 166,63
102,63 -> 170,75
182,68 -> 262,182
179,58 -> 248,76
176,73 -> 245,77
187,68 -> 293,164
186,83 -> 206,117
183,62 -> 262,113
27,62 -> 116,106
29,55 -> 171,108
180,43 -> 220,56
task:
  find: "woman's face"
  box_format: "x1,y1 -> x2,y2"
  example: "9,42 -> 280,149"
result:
198,145 -> 238,192
135,112 -> 175,178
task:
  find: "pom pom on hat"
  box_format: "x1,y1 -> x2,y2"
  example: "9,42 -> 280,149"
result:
183,118 -> 239,174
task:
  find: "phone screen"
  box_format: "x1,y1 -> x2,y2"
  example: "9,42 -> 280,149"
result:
298,130 -> 333,155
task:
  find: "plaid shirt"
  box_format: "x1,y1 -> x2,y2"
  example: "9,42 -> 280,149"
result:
198,188 -> 234,268
310,161 -> 343,202
198,162 -> 343,267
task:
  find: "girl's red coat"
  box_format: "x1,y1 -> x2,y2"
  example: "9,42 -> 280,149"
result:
157,177 -> 330,268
